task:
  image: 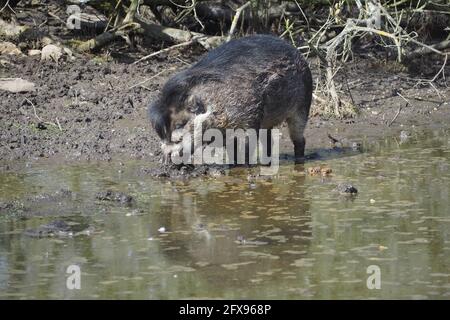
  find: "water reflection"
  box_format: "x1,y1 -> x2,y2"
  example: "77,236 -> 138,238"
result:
0,128 -> 449,299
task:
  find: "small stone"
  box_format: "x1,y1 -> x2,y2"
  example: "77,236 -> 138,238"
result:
41,44 -> 62,62
400,130 -> 410,141
95,190 -> 133,204
28,49 -> 41,56
334,183 -> 358,195
36,122 -> 47,130
0,41 -> 23,56
0,78 -> 35,93
0,20 -> 27,37
63,47 -> 73,57
370,199 -> 376,204
41,36 -> 53,46
236,235 -> 246,244
351,142 -> 362,151
320,167 -> 332,176
158,227 -> 166,233
307,166 -> 322,175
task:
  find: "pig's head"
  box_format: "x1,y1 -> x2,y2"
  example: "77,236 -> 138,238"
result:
148,95 -> 205,141
148,89 -> 206,163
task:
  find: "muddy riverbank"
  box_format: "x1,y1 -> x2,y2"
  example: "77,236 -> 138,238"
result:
1,49 -> 449,172
0,125 -> 449,299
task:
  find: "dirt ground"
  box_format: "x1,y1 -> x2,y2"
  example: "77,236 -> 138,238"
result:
0,4 -> 449,173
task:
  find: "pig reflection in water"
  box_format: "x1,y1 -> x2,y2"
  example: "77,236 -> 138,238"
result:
148,35 -> 313,164
158,172 -> 311,277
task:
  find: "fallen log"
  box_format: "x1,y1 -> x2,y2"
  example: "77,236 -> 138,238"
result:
76,16 -> 222,52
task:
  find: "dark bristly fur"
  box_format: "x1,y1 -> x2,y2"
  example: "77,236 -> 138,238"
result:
148,34 -> 313,160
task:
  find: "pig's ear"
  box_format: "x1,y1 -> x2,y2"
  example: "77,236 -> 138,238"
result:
186,95 -> 205,114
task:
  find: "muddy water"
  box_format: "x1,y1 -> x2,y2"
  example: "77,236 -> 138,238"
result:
0,128 -> 449,299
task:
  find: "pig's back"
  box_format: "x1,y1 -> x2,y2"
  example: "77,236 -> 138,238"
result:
192,35 -> 303,73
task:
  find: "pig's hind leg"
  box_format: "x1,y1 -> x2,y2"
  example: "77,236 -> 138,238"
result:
286,113 -> 307,162
286,75 -> 312,163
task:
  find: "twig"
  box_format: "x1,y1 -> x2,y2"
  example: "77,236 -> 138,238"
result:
396,91 -> 412,106
26,97 -> 44,122
378,4 -> 447,59
343,68 -> 356,107
4,0 -> 15,15
388,105 -> 403,127
55,117 -> 62,131
327,133 -> 340,144
133,38 -> 197,64
139,85 -> 152,91
430,53 -> 448,82
47,11 -> 66,26
174,56 -> 191,65
123,0 -> 139,24
128,69 -> 168,89
294,0 -> 310,32
192,1 -> 205,30
0,0 -> 10,13
226,1 -> 251,42
25,98 -> 62,130
38,19 -> 48,28
104,0 -> 123,32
